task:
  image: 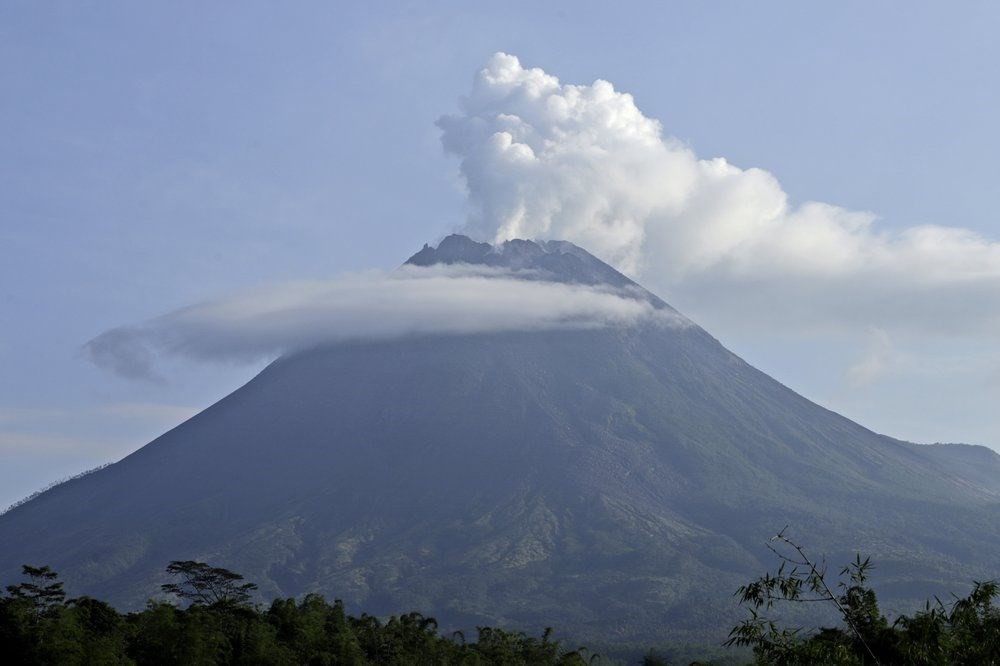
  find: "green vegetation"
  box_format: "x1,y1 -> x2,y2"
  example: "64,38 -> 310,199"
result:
727,529 -> 1000,665
3,535 -> 1000,664
0,561 -> 592,665
5,325 -> 1000,644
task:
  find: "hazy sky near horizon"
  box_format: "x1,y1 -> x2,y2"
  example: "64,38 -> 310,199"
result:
3,1 -> 1000,508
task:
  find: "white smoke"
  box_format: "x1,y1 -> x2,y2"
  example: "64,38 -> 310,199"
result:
438,53 -> 1000,337
85,265 -> 676,381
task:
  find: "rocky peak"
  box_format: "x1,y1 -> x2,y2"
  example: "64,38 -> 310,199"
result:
405,235 -> 660,305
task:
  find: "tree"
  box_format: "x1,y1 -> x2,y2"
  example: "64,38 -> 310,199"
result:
0,559 -> 594,664
5,565 -> 66,613
727,529 -> 1000,665
160,560 -> 258,608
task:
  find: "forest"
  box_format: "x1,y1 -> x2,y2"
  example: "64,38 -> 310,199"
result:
2,534 -> 999,665
0,559 -> 593,665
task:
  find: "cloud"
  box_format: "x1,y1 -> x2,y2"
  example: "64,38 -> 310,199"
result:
438,53 -> 1000,337
0,403 -> 199,425
0,432 -> 128,457
845,327 -> 895,386
0,402 -> 199,471
85,265 -> 674,380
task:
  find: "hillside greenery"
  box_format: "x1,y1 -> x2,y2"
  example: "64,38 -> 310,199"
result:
725,530 -> 1000,665
3,539 -> 1000,665
0,561 -> 595,665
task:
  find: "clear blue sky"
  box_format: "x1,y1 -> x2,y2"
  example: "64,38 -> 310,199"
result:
3,1 -> 1000,508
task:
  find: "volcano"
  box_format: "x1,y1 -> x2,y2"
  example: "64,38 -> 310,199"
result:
2,235 -> 999,643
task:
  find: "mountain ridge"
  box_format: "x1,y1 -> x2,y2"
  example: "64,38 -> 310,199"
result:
1,235 -> 998,644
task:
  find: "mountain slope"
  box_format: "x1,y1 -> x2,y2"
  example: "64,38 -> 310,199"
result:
1,236 -> 998,643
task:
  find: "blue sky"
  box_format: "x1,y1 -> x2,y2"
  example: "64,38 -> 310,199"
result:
3,1 -> 1000,508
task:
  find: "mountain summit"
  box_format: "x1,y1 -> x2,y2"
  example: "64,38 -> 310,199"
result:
407,235 -> 671,314
1,236 -> 999,643
407,234 -> 647,292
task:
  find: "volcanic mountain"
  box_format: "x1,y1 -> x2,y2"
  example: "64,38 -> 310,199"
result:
2,235 -> 999,644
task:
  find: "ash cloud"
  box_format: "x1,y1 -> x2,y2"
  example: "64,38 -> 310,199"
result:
439,53 -> 1000,340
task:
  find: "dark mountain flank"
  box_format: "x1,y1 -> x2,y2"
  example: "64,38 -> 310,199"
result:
2,236 -> 999,644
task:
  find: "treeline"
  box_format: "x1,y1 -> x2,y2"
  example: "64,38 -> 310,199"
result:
724,529 -> 1000,665
4,539 -> 1000,665
0,561 -> 593,665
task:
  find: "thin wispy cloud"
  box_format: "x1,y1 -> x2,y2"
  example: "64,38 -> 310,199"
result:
845,327 -> 895,387
0,432 -> 129,457
0,402 -> 199,462
85,265 -> 677,381
0,403 -> 199,426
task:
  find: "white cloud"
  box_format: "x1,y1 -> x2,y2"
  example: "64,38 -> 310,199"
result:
845,327 -> 895,386
0,402 -> 199,464
0,403 -> 198,425
0,432 -> 127,457
438,53 -> 1000,336
85,265 -> 677,380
